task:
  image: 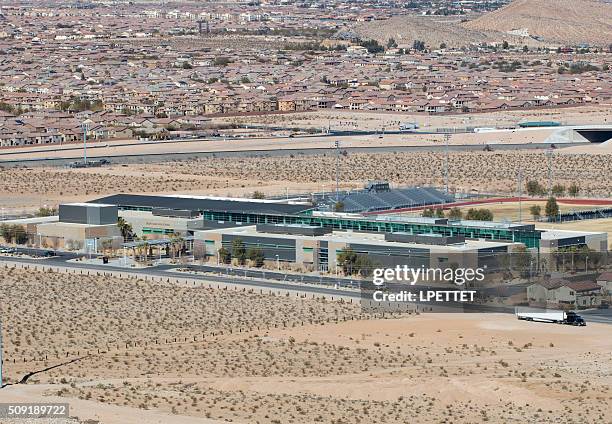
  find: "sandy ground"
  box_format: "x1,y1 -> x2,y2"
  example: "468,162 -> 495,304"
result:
216,105 -> 612,132
2,148 -> 611,211
1,266 -> 611,423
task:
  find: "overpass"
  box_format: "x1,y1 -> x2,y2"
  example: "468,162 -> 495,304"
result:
545,125 -> 612,144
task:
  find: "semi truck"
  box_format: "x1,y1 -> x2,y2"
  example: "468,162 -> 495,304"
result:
515,308 -> 586,326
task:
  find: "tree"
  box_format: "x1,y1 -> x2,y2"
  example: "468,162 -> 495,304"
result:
551,184 -> 565,197
213,56 -> 232,66
231,238 -> 246,265
218,247 -> 231,264
359,39 -> 384,54
252,191 -> 265,199
434,207 -> 445,218
6,225 -> 27,245
526,180 -> 545,196
117,217 -> 134,241
334,201 -> 344,212
439,42 -> 447,49
568,183 -> 579,197
247,246 -> 265,267
413,40 -> 426,51
337,248 -> 375,277
170,232 -> 185,261
512,245 -> 531,275
354,254 -> 376,277
447,207 -> 462,220
465,208 -> 493,221
522,45 -> 529,53
529,205 -> 541,221
422,208 -> 434,218
337,248 -> 358,275
387,38 -> 397,48
502,40 -> 509,50
0,223 -> 12,243
545,197 -> 559,220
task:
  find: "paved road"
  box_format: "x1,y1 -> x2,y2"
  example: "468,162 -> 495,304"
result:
0,141 -> 583,168
0,253 -> 360,299
580,308 -> 612,325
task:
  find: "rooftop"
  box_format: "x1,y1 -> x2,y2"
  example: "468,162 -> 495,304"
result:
197,225 -> 517,251
90,194 -> 315,216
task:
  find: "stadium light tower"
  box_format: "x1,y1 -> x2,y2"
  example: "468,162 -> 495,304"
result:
0,318 -> 3,388
546,148 -> 554,196
517,168 -> 523,222
82,121 -> 90,165
334,140 -> 340,201
443,133 -> 451,194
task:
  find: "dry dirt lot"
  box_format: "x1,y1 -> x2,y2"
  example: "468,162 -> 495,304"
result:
2,149 -> 611,212
1,266 -> 611,424
217,105 -> 612,132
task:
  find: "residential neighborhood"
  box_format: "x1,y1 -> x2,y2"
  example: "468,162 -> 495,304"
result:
0,1 -> 610,146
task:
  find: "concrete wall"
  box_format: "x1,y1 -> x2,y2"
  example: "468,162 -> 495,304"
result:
59,204 -> 118,225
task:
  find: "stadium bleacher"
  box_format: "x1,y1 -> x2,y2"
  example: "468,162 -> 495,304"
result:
339,186 -> 454,213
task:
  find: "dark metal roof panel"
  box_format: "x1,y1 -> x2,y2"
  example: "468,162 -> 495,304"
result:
89,194 -> 313,215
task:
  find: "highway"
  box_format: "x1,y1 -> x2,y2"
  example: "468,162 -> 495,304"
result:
0,135 -> 584,168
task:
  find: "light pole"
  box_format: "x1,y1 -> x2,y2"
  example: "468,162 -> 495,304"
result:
334,140 -> 340,201
82,121 -> 90,165
443,133 -> 450,194
0,318 -> 3,388
275,254 -> 280,270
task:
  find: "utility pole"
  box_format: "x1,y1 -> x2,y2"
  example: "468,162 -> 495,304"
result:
546,148 -> 553,196
517,168 -> 523,222
334,140 -> 340,201
443,133 -> 450,194
0,318 -> 3,388
82,121 -> 89,165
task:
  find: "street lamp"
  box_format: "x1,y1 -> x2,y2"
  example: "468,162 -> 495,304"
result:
82,121 -> 90,165
0,318 -> 3,388
275,254 -> 280,270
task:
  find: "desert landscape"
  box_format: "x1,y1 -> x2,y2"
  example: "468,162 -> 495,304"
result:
1,0 -> 611,423
1,266 -> 611,424
354,0 -> 612,47
2,148 -> 611,213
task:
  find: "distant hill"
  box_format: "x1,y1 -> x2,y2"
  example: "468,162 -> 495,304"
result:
352,0 -> 611,48
352,15 -> 493,49
463,0 -> 612,46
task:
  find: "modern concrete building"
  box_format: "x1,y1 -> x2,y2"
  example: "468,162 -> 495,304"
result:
540,229 -> 608,253
36,203 -> 122,251
193,223 -> 525,272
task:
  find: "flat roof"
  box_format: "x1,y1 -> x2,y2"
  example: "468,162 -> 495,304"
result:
90,194 -> 314,216
0,216 -> 59,225
540,229 -> 606,239
197,225 -> 515,251
62,202 -> 116,208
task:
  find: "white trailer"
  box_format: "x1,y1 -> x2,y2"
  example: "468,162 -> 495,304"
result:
515,308 -> 585,326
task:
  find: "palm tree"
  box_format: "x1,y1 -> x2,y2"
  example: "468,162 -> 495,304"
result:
117,217 -> 134,242
141,235 -> 148,263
